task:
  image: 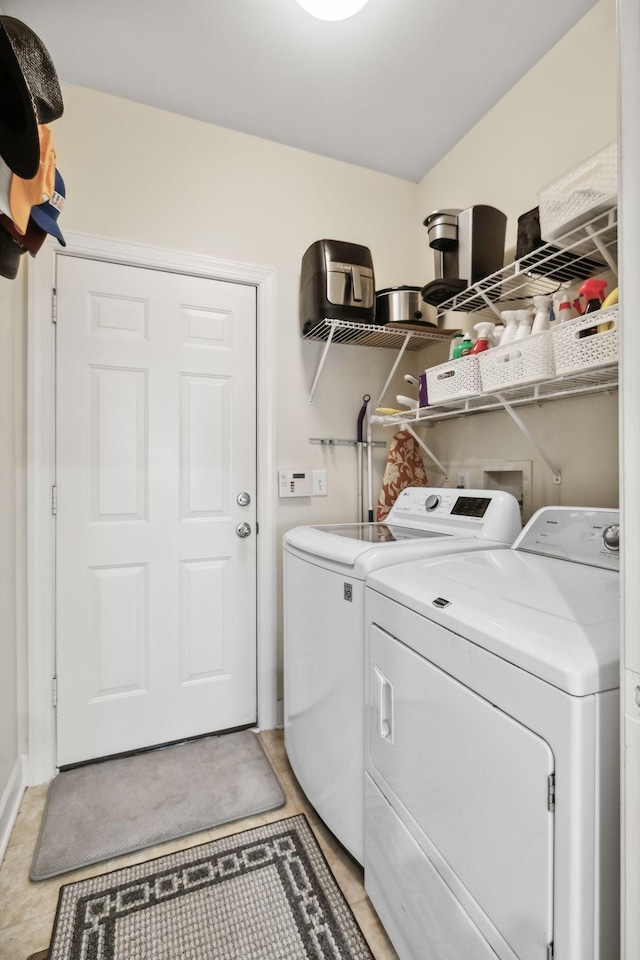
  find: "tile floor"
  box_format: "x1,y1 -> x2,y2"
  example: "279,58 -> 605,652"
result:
0,730 -> 399,960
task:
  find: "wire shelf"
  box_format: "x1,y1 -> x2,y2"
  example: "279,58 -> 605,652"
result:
437,207 -> 618,317
376,364 -> 618,426
302,318 -> 453,351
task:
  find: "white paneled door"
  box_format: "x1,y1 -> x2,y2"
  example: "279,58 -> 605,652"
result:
55,257 -> 257,766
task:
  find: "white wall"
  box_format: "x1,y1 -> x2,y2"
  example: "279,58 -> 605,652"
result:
413,0 -> 619,512
0,262 -> 27,804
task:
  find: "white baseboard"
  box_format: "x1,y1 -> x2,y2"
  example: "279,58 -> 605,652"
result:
0,754 -> 27,863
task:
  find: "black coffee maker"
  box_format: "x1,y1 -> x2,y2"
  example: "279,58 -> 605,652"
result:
300,240 -> 375,335
421,205 -> 506,307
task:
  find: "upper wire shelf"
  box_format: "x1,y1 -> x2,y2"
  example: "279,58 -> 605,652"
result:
302,318 -> 453,351
437,206 -> 618,318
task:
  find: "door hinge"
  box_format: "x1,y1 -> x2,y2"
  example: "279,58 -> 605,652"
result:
547,942 -> 554,960
51,288 -> 57,323
52,676 -> 58,708
547,773 -> 555,812
51,484 -> 57,515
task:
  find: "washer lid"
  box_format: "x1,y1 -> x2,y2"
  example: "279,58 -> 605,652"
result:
368,549 -> 620,695
283,522 -> 455,571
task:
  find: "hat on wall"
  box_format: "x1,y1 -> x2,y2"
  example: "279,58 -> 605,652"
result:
0,157 -> 13,219
9,124 -> 56,233
31,167 -> 66,246
0,221 -> 27,279
0,213 -> 47,257
0,16 -> 63,179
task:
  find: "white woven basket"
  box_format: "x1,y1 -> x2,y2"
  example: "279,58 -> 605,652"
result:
552,306 -> 618,376
426,355 -> 482,403
538,142 -> 617,242
479,332 -> 556,394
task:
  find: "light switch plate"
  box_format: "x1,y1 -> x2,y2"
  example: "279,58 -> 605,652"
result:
312,469 -> 328,496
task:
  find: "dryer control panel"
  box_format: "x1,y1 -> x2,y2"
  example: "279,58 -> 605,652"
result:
515,507 -> 620,570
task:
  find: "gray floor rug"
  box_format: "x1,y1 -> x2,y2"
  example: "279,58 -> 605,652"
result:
43,814 -> 374,960
31,731 -> 285,881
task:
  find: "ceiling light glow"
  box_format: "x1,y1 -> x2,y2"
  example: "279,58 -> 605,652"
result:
295,0 -> 371,21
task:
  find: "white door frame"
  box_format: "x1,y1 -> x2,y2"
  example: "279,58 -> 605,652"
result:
26,232 -> 278,785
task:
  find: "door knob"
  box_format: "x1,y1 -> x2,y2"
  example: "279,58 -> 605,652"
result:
602,524 -> 620,551
237,492 -> 251,506
236,522 -> 252,538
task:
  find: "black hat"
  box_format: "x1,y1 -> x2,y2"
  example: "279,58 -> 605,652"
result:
0,16 -> 63,179
0,222 -> 27,280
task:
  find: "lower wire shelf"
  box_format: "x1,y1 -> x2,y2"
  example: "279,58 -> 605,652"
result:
377,365 -> 618,426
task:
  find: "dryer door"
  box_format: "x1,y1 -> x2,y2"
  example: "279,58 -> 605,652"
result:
368,624 -> 554,960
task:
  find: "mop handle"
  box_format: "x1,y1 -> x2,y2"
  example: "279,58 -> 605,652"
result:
366,416 -> 374,523
357,395 -> 370,443
357,396 -> 370,524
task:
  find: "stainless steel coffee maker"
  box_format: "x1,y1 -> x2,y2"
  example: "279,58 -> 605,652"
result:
421,205 -> 507,307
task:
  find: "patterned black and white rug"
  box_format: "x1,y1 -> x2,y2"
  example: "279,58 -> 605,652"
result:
43,815 -> 374,960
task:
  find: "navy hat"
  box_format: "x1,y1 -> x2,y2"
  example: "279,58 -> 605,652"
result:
0,17 -> 63,179
31,167 -> 66,246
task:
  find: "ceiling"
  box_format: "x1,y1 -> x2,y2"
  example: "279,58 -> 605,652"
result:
4,0 -> 598,182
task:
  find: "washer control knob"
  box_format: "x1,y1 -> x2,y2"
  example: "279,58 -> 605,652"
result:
424,494 -> 441,512
602,524 -> 620,552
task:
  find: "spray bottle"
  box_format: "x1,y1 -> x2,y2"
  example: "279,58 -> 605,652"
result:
576,278 -> 608,337
471,321 -> 495,354
531,295 -> 552,335
556,289 -> 575,324
499,310 -> 519,346
514,308 -> 533,341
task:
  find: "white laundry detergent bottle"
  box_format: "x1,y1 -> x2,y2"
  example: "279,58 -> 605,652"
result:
514,308 -> 533,341
531,295 -> 552,335
499,310 -> 519,345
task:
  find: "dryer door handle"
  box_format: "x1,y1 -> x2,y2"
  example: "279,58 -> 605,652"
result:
374,666 -> 394,745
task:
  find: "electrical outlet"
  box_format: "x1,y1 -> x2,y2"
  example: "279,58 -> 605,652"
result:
456,471 -> 468,489
312,469 -> 327,496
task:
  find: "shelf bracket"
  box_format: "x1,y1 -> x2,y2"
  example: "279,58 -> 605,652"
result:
369,417 -> 449,482
308,326 -> 337,403
375,332 -> 412,407
584,223 -> 618,279
477,288 -> 503,320
494,393 -> 562,484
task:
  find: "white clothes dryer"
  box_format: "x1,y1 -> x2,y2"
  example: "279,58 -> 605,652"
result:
283,487 -> 522,864
364,507 -> 620,960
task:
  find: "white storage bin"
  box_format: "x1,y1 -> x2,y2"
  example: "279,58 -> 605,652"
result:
426,355 -> 482,404
552,306 -> 618,376
538,142 -> 617,242
479,332 -> 556,394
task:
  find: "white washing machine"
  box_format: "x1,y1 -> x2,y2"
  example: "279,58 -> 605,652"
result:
283,487 -> 522,865
364,507 -> 620,960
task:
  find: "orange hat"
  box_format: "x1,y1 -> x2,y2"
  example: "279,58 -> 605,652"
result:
9,124 -> 56,234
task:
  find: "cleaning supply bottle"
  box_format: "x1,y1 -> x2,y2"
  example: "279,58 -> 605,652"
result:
471,321 -> 495,354
531,295 -> 552,335
556,289 -> 575,323
491,325 -> 505,346
448,332 -> 463,360
499,310 -> 519,346
577,278 -> 608,337
514,308 -> 533,341
453,332 -> 474,359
